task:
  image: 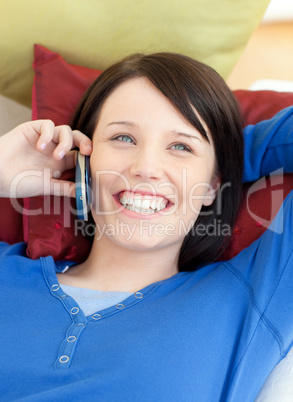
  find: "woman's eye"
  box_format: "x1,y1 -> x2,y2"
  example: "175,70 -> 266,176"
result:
112,134 -> 135,143
171,143 -> 192,152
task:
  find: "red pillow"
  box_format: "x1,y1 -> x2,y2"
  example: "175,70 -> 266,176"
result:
3,44 -> 293,262
0,198 -> 24,245
23,171 -> 92,262
32,44 -> 102,125
233,89 -> 293,126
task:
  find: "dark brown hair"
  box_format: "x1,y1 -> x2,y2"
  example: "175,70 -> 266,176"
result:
72,53 -> 244,271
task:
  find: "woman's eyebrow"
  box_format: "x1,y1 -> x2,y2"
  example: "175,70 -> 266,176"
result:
106,121 -> 137,128
170,130 -> 203,142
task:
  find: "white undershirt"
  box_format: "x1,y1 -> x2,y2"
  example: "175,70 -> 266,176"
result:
60,284 -> 133,316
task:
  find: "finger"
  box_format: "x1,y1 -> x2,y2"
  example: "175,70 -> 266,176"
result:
32,121 -> 92,160
51,125 -> 75,160
52,127 -> 92,160
72,130 -> 92,155
34,120 -> 56,151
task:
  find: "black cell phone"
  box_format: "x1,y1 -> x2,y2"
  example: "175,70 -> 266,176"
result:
75,152 -> 92,221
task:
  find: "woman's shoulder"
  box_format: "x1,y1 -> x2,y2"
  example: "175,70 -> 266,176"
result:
0,241 -> 50,276
0,241 -> 28,257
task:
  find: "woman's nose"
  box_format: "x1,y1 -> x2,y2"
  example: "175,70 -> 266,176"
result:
129,145 -> 164,181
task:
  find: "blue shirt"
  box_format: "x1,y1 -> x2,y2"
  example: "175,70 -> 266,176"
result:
1,107 -> 293,401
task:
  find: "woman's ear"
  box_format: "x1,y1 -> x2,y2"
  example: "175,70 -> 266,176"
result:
202,174 -> 222,207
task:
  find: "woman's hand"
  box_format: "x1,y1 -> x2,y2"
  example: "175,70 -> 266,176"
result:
0,120 -> 92,198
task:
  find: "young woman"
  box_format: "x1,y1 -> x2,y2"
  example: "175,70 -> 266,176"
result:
0,53 -> 293,401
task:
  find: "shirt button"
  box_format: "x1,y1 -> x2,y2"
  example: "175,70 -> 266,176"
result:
67,336 -> 77,342
135,292 -> 143,298
92,313 -> 102,320
116,304 -> 125,309
59,355 -> 69,363
51,284 -> 60,291
71,307 -> 79,315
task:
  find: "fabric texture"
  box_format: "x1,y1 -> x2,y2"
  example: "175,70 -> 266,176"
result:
32,45 -> 102,125
1,186 -> 293,400
221,106 -> 293,259
0,0 -> 270,106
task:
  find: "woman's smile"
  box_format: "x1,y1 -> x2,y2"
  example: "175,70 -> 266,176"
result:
112,189 -> 173,219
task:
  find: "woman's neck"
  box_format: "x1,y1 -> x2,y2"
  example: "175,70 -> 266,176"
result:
57,235 -> 180,292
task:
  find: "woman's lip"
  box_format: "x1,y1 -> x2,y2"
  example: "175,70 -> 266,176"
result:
113,194 -> 173,219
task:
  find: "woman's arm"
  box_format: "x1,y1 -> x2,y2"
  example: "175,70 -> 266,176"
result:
243,106 -> 293,182
0,120 -> 92,199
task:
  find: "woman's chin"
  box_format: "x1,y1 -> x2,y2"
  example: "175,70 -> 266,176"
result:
102,233 -> 170,252
100,228 -> 185,254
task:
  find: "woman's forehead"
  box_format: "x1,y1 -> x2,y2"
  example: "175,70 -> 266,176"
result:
96,77 -> 212,141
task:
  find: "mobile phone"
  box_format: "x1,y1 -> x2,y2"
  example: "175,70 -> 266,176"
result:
75,152 -> 92,221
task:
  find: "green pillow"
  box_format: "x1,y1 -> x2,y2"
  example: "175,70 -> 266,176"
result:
0,0 -> 270,106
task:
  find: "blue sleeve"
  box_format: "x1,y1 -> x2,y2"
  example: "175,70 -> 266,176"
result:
227,189 -> 293,356
0,242 -> 27,257
243,106 -> 293,182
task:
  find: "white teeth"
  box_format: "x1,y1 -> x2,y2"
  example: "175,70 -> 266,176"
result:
150,200 -> 156,209
128,194 -> 134,205
133,198 -> 142,208
141,199 -> 150,209
126,205 -> 155,214
119,191 -> 169,214
157,198 -> 168,210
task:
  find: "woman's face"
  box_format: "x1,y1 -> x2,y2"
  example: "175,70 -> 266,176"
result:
90,77 -> 220,252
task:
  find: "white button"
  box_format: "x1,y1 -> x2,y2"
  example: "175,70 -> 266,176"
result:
116,304 -> 125,309
62,265 -> 70,273
135,292 -> 143,298
59,355 -> 69,363
71,307 -> 79,315
92,313 -> 102,320
51,284 -> 60,291
67,336 -> 77,342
